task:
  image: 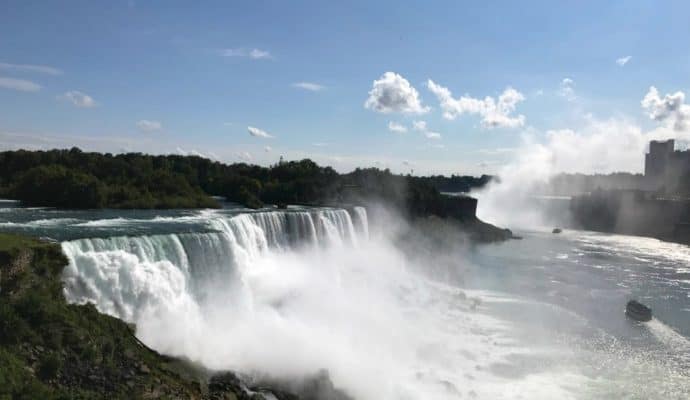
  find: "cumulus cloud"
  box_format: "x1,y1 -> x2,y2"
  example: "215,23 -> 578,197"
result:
136,120 -> 162,132
292,82 -> 325,91
365,72 -> 429,114
641,86 -> 690,132
59,91 -> 97,108
616,56 -> 632,66
388,121 -> 407,133
220,48 -> 272,60
0,62 -> 62,75
248,126 -> 274,138
264,146 -> 272,152
0,77 -> 41,92
426,80 -> 525,128
424,131 -> 441,140
558,78 -> 576,101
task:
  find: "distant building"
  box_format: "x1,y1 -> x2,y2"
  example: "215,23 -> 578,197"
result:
644,139 -> 690,193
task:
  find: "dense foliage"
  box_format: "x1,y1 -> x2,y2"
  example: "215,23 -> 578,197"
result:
0,148 -> 488,216
422,174 -> 493,193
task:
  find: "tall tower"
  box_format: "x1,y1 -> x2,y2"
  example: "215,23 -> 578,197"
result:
645,139 -> 675,178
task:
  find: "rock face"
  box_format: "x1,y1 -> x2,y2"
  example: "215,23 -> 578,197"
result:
253,370 -> 353,400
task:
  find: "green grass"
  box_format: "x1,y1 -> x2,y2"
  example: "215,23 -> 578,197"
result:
0,233 -> 47,253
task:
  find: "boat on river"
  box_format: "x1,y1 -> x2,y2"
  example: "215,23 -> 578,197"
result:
625,300 -> 652,322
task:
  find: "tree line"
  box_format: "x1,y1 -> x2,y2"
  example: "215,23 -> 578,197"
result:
0,148 -> 490,216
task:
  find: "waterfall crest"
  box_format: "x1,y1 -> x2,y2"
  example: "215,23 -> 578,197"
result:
61,208 -> 367,322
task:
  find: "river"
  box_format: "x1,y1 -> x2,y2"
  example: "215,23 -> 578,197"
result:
0,199 -> 688,399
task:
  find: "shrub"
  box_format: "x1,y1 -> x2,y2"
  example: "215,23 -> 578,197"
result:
38,354 -> 61,380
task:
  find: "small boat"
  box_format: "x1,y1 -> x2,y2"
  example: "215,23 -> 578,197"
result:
552,228 -> 562,234
625,300 -> 652,322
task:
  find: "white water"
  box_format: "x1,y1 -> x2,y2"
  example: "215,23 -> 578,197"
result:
58,207 -> 690,399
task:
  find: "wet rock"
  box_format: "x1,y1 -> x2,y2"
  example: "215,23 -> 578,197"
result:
256,369 -> 353,400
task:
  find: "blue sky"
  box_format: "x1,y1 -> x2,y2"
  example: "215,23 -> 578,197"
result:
1,0 -> 690,175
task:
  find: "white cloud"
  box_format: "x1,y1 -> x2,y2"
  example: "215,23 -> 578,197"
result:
312,142 -> 329,147
0,62 -> 62,75
558,78 -> 576,101
365,72 -> 429,114
59,91 -> 97,108
410,119 -> 442,140
248,126 -> 274,138
641,86 -> 690,132
616,56 -> 632,66
249,49 -> 271,59
426,80 -> 525,128
388,121 -> 407,133
264,146 -> 272,152
220,48 -> 272,60
136,120 -> 162,132
0,77 -> 41,92
478,147 -> 517,155
237,151 -> 252,162
292,82 -> 325,91
175,148 -> 220,161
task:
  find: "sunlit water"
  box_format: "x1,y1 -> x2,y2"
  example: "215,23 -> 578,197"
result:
1,200 -> 688,399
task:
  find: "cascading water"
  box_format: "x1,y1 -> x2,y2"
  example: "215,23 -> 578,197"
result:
61,209 -> 362,321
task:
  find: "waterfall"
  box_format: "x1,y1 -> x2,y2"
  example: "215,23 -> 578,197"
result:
61,208 -> 367,323
352,206 -> 369,239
